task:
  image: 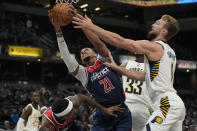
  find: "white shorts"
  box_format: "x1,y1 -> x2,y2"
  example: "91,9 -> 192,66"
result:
144,92 -> 185,131
126,102 -> 152,131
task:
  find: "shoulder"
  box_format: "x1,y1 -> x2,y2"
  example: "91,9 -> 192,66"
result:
86,59 -> 104,73
21,104 -> 33,119
24,104 -> 32,113
41,115 -> 55,131
97,54 -> 110,63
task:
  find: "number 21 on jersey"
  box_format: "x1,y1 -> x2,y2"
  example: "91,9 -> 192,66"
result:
99,77 -> 115,93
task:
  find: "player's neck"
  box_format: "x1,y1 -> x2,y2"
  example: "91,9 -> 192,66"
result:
32,102 -> 39,110
151,35 -> 167,42
54,115 -> 66,124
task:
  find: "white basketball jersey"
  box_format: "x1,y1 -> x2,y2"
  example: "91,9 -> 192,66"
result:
144,40 -> 177,101
122,60 -> 152,107
23,104 -> 41,131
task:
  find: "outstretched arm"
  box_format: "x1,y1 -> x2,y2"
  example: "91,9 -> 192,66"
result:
72,14 -> 163,61
48,11 -> 87,87
105,53 -> 145,81
83,29 -> 109,57
76,14 -> 109,57
70,95 -> 124,117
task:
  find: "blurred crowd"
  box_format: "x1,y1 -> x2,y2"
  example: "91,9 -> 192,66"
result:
0,7 -> 197,131
183,97 -> 197,131
0,81 -> 196,131
0,81 -> 93,130
0,10 -> 197,60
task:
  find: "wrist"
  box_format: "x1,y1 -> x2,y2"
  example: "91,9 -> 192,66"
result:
102,107 -> 107,113
55,26 -> 61,32
56,29 -> 61,34
56,28 -> 63,37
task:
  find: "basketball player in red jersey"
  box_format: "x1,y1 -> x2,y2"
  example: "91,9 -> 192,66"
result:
39,94 -> 124,131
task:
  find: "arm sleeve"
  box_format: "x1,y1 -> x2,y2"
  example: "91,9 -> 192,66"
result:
57,37 -> 88,87
16,118 -> 25,131
75,65 -> 88,87
57,37 -> 79,73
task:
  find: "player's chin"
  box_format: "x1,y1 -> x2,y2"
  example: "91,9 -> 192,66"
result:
87,63 -> 94,67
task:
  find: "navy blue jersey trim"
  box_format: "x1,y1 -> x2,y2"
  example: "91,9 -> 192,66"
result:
146,123 -> 151,131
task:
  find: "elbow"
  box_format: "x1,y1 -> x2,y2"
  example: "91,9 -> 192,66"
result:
139,77 -> 145,82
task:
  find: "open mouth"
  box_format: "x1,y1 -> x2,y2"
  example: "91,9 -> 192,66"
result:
83,56 -> 91,62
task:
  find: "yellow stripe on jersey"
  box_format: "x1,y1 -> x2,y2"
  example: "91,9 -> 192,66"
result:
160,96 -> 170,120
149,61 -> 160,81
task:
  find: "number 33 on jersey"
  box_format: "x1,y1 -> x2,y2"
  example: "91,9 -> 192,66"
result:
122,60 -> 152,106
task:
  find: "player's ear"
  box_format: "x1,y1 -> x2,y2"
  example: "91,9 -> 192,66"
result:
161,28 -> 168,36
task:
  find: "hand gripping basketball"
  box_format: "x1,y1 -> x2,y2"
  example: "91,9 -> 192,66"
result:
51,3 -> 76,26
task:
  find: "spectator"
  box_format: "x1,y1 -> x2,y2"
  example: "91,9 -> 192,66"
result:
1,109 -> 11,123
10,109 -> 19,124
3,120 -> 12,130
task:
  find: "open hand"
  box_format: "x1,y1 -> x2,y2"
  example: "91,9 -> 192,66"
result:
104,104 -> 124,117
72,14 -> 94,30
105,53 -> 118,69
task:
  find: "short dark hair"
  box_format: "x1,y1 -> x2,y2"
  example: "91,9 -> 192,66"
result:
161,14 -> 179,40
31,91 -> 39,96
52,98 -> 69,114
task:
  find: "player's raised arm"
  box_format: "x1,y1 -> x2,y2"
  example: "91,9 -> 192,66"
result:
75,14 -> 109,57
72,14 -> 163,61
48,11 -> 87,87
105,53 -> 145,81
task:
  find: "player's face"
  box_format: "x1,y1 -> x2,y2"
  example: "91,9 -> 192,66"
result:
80,48 -> 97,67
148,19 -> 166,40
59,107 -> 77,120
31,92 -> 40,104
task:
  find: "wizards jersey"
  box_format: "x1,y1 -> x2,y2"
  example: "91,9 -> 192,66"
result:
43,108 -> 73,131
144,40 -> 177,101
85,59 -> 125,106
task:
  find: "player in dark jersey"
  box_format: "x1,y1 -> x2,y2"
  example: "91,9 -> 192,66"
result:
39,95 -> 123,131
48,12 -> 132,131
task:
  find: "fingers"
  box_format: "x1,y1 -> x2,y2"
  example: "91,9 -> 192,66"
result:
113,104 -> 124,112
110,113 -> 118,118
72,21 -> 83,26
73,25 -> 83,29
76,13 -> 85,20
85,14 -> 90,20
72,16 -> 82,23
69,4 -> 75,10
108,53 -> 114,61
104,62 -> 111,67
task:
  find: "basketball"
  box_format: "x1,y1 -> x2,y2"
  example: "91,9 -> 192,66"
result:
51,3 -> 75,26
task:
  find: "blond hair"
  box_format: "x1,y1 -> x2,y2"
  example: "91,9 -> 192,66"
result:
161,14 -> 179,40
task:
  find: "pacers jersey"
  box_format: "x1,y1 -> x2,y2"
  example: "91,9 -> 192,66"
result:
43,108 -> 73,131
122,60 -> 152,107
23,104 -> 41,131
85,59 -> 125,106
144,40 -> 177,101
